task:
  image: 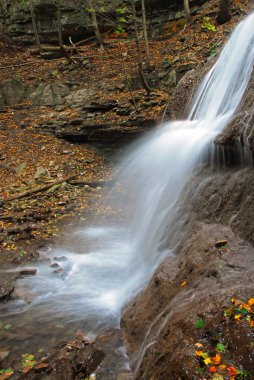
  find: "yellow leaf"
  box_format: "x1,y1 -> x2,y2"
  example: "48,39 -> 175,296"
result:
234,314 -> 242,320
211,375 -> 224,380
218,364 -> 227,370
204,357 -> 212,365
181,281 -> 187,287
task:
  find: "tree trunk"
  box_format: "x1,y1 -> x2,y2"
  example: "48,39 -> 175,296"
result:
131,0 -> 151,96
217,0 -> 231,24
56,0 -> 64,49
141,0 -> 150,67
87,0 -> 104,49
183,0 -> 191,23
29,0 -> 41,52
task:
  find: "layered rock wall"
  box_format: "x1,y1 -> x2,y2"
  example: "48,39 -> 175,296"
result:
0,0 -> 207,44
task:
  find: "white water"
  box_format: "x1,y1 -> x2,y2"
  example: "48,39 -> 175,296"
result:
2,12 -> 254,332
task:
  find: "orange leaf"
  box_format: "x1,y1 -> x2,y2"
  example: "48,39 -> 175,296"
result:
34,363 -> 49,370
0,374 -> 13,380
227,366 -> 237,376
248,298 -> 254,306
22,366 -> 31,374
195,350 -> 203,356
211,354 -> 221,365
241,303 -> 251,311
209,366 -> 217,373
249,320 -> 254,327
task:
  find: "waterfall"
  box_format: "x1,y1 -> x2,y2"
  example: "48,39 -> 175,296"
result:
2,12 -> 254,331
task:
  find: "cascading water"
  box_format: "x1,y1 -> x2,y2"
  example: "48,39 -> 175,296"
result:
1,12 -> 254,341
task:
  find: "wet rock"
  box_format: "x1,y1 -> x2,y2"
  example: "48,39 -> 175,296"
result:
20,268 -> 37,275
14,337 -> 105,380
50,263 -> 61,269
53,268 -> 64,274
54,256 -> 68,262
122,224 -> 254,378
0,281 -> 15,301
215,239 -> 228,248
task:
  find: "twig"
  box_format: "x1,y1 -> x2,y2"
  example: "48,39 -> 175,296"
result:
4,175 -> 77,203
75,27 -> 114,46
160,98 -> 171,125
69,179 -> 114,188
69,36 -> 83,57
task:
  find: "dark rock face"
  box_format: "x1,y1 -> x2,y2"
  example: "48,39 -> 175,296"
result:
0,0 -> 208,44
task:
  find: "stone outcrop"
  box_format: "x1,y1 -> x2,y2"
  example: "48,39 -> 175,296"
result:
0,0 -> 208,44
121,56 -> 254,379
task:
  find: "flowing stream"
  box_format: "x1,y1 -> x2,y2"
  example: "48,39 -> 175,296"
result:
1,10 -> 254,369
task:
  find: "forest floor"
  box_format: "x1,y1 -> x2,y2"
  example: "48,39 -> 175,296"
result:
0,0 -> 254,379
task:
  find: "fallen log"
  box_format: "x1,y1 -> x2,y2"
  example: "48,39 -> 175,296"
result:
4,175 -> 77,203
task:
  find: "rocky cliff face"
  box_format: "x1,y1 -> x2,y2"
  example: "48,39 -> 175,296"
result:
0,0 -> 207,44
121,57 -> 254,379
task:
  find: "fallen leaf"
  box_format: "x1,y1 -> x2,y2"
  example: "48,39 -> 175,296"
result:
195,318 -> 206,329
211,354 -> 221,365
248,298 -> 254,306
218,364 -> 227,370
227,366 -> 237,376
22,366 -> 31,374
204,357 -> 212,365
209,366 -> 217,373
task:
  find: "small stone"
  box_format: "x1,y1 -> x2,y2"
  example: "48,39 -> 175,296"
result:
215,240 -> 228,248
53,268 -> 64,274
50,263 -> 60,269
0,350 -> 10,361
20,268 -> 37,275
58,201 -> 67,206
54,256 -> 68,262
